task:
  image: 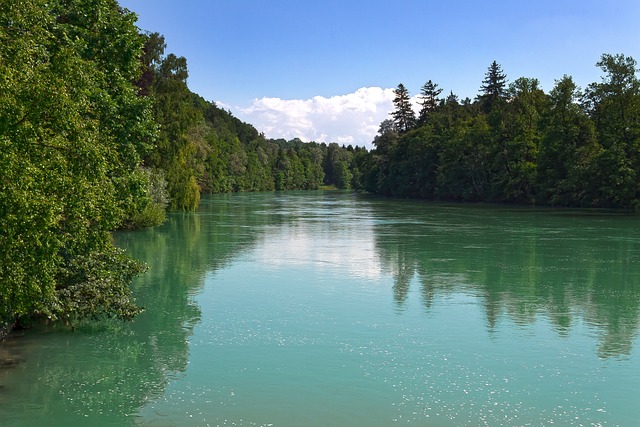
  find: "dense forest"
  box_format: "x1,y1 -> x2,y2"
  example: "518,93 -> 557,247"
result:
371,56 -> 640,209
136,33 -> 364,212
2,0 -> 640,326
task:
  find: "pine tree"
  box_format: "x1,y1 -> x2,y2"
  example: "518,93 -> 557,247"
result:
478,60 -> 508,112
391,83 -> 416,132
418,80 -> 442,124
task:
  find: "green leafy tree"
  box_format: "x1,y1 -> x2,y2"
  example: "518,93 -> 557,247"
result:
384,126 -> 439,198
584,54 -> 640,208
368,121 -> 399,194
0,0 -> 154,322
538,75 -> 600,206
494,77 -> 548,202
322,143 -> 353,189
331,147 -> 354,189
436,115 -> 492,201
144,44 -> 202,210
585,54 -> 640,150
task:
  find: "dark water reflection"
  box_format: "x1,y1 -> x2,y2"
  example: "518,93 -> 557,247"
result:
371,199 -> 640,359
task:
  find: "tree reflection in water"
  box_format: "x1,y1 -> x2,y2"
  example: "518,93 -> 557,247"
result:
374,202 -> 640,359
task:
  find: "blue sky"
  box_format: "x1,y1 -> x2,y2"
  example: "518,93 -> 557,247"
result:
119,0 -> 640,147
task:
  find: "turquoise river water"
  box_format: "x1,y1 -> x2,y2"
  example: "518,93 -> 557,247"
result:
1,191 -> 639,426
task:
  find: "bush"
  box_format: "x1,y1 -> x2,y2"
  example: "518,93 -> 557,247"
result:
52,247 -> 147,325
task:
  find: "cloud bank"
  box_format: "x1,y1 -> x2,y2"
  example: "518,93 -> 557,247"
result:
230,87 -> 398,149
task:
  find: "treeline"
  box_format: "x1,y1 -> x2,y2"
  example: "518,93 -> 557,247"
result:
363,55 -> 640,209
137,32 -> 364,211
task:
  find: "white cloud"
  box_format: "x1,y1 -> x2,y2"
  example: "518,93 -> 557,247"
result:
225,87 -> 399,149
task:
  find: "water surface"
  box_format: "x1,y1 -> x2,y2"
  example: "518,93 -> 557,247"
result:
1,192 -> 639,426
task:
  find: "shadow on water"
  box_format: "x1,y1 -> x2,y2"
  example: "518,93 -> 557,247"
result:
371,198 -> 640,359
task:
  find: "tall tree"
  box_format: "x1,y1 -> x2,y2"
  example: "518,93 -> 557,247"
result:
478,60 -> 508,112
585,54 -> 640,150
136,32 -> 166,96
538,75 -> 600,206
145,43 -> 202,210
417,80 -> 443,124
496,77 -> 548,202
391,83 -> 416,133
368,120 -> 399,195
584,54 -> 640,208
326,143 -> 354,189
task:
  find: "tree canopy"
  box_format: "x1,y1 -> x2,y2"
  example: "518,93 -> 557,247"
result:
0,0 -> 156,323
363,56 -> 640,210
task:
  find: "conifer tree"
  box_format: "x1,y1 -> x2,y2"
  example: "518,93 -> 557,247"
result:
478,60 -> 508,112
418,80 -> 442,124
391,83 -> 416,132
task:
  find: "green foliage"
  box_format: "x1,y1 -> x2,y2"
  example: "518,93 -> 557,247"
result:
0,0 -> 155,322
324,143 -> 353,189
363,55 -> 640,209
122,167 -> 169,229
53,247 -> 147,324
437,115 -> 492,201
537,75 -> 601,206
584,54 -> 640,208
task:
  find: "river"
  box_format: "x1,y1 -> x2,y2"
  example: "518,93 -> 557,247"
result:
1,191 -> 639,426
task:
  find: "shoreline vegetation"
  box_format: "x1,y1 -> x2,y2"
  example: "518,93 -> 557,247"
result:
2,0 -> 640,332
